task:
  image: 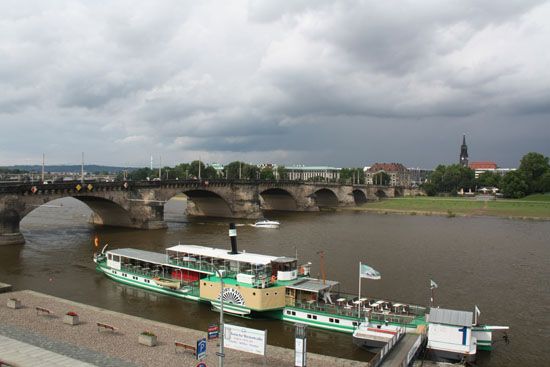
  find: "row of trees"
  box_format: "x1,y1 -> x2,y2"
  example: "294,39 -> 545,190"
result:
422,152 -> 550,198
119,161 -> 290,181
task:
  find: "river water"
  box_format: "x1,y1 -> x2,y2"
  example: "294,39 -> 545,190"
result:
0,197 -> 548,366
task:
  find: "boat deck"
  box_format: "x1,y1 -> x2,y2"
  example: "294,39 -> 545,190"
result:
290,296 -> 427,327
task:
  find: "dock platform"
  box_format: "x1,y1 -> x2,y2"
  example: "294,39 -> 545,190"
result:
0,282 -> 12,294
379,333 -> 424,367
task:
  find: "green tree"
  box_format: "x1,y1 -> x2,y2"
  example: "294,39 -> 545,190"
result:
127,167 -> 153,180
476,171 -> 501,188
425,164 -> 474,194
260,167 -> 275,180
518,152 -> 549,194
339,168 -> 365,184
501,170 -> 529,198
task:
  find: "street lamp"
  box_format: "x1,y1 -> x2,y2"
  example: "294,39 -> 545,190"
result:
214,264 -> 225,367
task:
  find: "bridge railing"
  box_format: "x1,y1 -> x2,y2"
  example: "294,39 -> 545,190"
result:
0,179 -> 370,194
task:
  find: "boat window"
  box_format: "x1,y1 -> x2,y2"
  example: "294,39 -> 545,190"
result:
353,322 -> 358,327
329,318 -> 334,323
312,315 -> 317,320
307,314 -> 311,319
335,319 -> 340,324
108,254 -> 112,260
292,311 -> 296,316
113,255 -> 120,262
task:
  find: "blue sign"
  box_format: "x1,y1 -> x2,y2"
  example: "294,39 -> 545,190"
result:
197,338 -> 207,360
196,363 -> 207,367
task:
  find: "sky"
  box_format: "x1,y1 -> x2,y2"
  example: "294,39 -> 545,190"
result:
1,0 -> 549,169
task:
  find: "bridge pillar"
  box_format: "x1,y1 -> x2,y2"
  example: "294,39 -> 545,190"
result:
0,197 -> 25,245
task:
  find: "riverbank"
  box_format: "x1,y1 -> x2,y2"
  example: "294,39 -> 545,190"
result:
0,290 -> 364,367
344,196 -> 550,220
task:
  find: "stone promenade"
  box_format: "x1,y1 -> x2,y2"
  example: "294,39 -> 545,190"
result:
0,290 -> 365,366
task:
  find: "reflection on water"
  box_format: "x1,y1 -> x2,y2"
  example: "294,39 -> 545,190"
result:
1,197 -> 549,366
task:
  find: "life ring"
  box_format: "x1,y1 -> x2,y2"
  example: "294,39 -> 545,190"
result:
271,275 -> 277,283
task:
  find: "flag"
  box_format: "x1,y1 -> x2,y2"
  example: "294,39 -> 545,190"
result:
475,305 -> 481,317
430,279 -> 438,289
359,263 -> 381,279
94,235 -> 99,248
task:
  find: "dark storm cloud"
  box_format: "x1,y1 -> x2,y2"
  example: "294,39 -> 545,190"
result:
0,0 -> 549,167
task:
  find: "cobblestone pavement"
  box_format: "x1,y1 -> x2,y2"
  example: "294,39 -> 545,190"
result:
0,323 -> 137,367
0,290 -> 366,367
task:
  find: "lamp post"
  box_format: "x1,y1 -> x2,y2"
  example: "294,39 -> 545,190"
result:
211,263 -> 225,367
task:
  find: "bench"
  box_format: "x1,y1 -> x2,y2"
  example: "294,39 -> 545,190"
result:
97,322 -> 117,333
35,306 -> 53,316
174,341 -> 196,355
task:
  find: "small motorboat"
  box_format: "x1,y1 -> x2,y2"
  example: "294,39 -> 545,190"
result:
352,319 -> 404,351
152,277 -> 181,290
252,219 -> 280,229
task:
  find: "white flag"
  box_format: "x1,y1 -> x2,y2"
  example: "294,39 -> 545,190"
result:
359,263 -> 381,279
430,279 -> 438,289
475,305 -> 481,317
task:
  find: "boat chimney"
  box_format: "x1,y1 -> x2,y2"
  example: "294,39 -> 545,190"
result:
229,223 -> 238,254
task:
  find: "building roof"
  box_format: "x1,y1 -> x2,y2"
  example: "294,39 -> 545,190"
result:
166,244 -> 280,265
428,307 -> 473,327
286,166 -> 341,171
367,163 -> 408,173
285,278 -> 339,293
108,248 -> 168,265
469,161 -> 498,170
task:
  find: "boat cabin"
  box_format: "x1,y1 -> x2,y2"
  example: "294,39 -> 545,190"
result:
166,244 -> 301,288
284,278 -> 340,307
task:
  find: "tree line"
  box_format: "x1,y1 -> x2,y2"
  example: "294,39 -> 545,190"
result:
422,152 -> 550,198
119,161 -> 289,181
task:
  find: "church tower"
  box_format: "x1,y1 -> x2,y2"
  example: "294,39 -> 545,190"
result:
459,134 -> 469,167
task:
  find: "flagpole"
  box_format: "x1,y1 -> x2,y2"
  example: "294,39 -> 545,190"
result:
358,262 -> 362,318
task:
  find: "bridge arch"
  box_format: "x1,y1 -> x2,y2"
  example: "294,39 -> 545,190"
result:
259,188 -> 297,211
75,196 -> 133,227
181,189 -> 233,218
352,189 -> 367,204
313,188 -> 339,208
375,189 -> 387,199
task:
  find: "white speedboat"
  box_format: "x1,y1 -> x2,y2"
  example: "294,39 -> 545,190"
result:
252,219 -> 280,229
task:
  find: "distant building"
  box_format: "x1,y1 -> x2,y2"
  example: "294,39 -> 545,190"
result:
207,163 -> 225,176
286,165 -> 341,181
365,163 -> 410,187
459,134 -> 469,167
408,167 -> 433,187
469,161 -> 515,178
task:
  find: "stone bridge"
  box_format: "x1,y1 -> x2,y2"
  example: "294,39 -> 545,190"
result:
0,180 -> 401,245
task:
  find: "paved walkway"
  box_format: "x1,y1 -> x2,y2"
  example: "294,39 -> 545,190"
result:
0,290 -> 365,366
0,323 -> 137,367
0,334 -> 96,367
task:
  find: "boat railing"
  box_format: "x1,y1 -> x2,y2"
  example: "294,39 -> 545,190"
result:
293,296 -> 424,324
168,258 -> 217,274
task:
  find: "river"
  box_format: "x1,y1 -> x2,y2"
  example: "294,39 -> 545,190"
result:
0,197 -> 548,366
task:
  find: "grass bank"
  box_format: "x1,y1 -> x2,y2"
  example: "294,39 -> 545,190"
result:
347,195 -> 550,220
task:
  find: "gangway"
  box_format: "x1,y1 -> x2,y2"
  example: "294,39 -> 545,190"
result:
377,333 -> 425,367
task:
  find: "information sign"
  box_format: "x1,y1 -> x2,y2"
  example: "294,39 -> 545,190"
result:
207,323 -> 219,340
196,337 -> 207,360
224,324 -> 266,356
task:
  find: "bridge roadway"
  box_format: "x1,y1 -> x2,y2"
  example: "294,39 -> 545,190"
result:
0,179 -> 402,245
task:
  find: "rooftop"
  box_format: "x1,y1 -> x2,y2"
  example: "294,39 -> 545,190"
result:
367,163 -> 408,173
166,244 -> 283,265
428,307 -> 473,327
285,278 -> 339,293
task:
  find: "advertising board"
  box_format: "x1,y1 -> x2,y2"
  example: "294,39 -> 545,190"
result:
224,323 -> 266,356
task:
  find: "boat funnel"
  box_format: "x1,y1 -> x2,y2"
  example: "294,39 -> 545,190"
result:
229,223 -> 238,254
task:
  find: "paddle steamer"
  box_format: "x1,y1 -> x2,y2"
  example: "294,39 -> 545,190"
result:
93,224 -> 507,356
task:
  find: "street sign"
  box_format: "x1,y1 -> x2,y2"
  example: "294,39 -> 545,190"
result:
196,363 -> 207,367
207,323 -> 219,340
75,184 -> 82,191
87,183 -> 93,191
196,337 -> 207,360
30,186 -> 38,194
123,182 -> 129,189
